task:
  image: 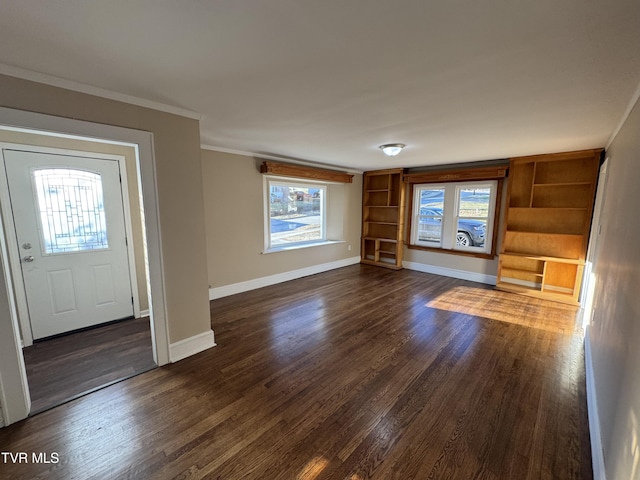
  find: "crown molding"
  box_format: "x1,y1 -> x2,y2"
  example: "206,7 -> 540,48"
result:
0,63 -> 201,121
200,144 -> 363,174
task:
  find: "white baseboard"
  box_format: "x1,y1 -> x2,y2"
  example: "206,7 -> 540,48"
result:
169,329 -> 216,363
403,261 -> 497,285
585,326 -> 606,480
209,256 -> 361,300
139,309 -> 150,318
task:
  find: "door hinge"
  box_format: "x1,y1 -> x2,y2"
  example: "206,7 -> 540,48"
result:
131,296 -> 134,305
125,236 -> 128,246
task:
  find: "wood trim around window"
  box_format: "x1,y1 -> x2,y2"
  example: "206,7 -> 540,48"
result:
260,161 -> 354,183
403,165 -> 507,184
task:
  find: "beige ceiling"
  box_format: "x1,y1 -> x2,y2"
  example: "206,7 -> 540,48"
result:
1,0 -> 639,171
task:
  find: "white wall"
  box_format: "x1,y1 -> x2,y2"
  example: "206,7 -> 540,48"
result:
588,92 -> 640,479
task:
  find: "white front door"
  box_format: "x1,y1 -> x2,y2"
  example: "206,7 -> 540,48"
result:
3,149 -> 134,339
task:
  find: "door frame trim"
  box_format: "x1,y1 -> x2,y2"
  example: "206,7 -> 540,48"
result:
0,145 -> 142,345
0,107 -> 170,425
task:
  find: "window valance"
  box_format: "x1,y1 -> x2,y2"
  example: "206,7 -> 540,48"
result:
403,165 -> 507,184
260,161 -> 353,184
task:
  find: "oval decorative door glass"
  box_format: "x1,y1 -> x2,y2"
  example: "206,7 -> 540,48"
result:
32,168 -> 109,254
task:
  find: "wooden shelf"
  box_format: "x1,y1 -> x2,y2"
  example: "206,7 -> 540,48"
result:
503,231 -> 584,259
500,252 -> 583,265
533,182 -> 592,187
361,258 -> 403,270
531,183 -> 593,208
361,169 -> 406,269
363,237 -> 397,243
496,282 -> 580,306
497,149 -> 601,305
505,208 -> 588,234
508,207 -> 587,211
505,231 -> 583,237
500,267 -> 543,278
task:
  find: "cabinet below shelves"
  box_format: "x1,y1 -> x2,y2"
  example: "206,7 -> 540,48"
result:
495,281 -> 582,305
362,237 -> 402,269
500,267 -> 543,279
497,252 -> 585,305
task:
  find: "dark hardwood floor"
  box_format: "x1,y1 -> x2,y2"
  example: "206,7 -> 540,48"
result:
0,265 -> 592,479
23,317 -> 156,414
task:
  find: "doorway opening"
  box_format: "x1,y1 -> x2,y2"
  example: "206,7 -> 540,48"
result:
0,107 -> 170,424
0,141 -> 156,414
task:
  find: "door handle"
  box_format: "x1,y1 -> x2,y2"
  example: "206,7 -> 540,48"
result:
22,255 -> 34,263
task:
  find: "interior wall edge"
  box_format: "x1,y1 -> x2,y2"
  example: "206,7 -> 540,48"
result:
169,330 -> 216,363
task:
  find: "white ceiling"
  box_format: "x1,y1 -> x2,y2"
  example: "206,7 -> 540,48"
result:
1,0 -> 639,171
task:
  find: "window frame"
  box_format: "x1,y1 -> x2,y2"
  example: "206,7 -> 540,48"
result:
263,176 -> 328,252
407,179 -> 502,258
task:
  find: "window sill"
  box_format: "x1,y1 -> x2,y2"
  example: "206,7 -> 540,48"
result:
263,240 -> 345,254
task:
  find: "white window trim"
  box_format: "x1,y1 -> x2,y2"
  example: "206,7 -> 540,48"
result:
410,180 -> 498,255
263,176 -> 329,253
412,184 -> 447,248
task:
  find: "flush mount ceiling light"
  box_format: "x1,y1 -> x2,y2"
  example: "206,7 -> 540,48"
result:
379,143 -> 405,156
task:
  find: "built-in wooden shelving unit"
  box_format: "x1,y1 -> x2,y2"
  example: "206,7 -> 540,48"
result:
361,168 -> 406,269
496,149 -> 602,305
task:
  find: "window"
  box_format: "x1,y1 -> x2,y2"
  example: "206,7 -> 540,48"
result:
265,178 -> 326,250
33,168 -> 109,254
410,181 -> 498,255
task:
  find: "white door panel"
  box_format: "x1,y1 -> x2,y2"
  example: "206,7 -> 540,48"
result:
47,269 -> 77,314
3,149 -> 134,339
92,264 -> 117,306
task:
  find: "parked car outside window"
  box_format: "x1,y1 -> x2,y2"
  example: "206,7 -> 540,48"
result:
418,207 -> 485,247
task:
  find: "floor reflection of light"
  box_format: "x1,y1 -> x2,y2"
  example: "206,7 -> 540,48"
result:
426,286 -> 578,333
429,286 -> 586,407
296,455 -> 329,480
